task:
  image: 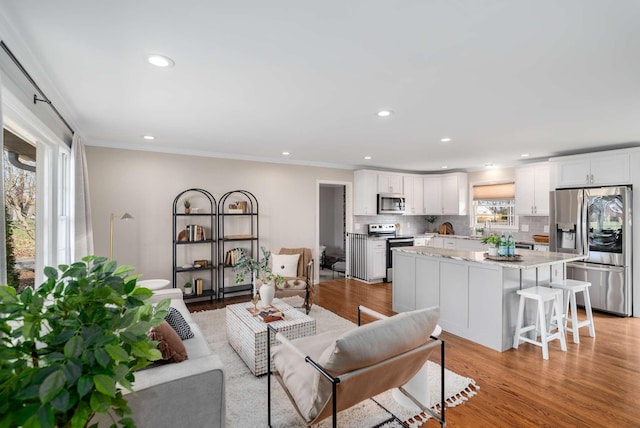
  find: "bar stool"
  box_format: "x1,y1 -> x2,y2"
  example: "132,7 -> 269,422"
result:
549,279 -> 595,344
513,286 -> 567,360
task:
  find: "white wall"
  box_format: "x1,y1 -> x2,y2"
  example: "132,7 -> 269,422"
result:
86,146 -> 353,281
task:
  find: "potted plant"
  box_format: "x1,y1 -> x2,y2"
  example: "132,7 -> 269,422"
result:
183,199 -> 191,214
183,281 -> 193,295
481,234 -> 501,256
425,215 -> 437,233
0,255 -> 169,428
233,247 -> 284,306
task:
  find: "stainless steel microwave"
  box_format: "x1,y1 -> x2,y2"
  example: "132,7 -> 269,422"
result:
377,193 -> 405,214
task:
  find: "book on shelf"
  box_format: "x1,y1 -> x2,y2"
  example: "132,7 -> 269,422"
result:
225,248 -> 247,266
183,225 -> 206,241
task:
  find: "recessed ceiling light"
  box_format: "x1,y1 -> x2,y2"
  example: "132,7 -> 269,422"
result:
364,156 -> 372,160
484,163 -> 495,168
147,54 -> 175,67
441,165 -> 448,169
377,110 -> 392,117
143,135 -> 155,140
282,151 -> 290,156
440,137 -> 452,143
521,153 -> 530,157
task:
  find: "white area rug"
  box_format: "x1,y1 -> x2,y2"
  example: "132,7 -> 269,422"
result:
192,297 -> 478,427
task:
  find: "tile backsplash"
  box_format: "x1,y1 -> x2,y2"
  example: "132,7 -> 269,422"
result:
353,214 -> 550,242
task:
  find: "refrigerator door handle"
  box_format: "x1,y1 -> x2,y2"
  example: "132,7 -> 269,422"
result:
568,262 -> 625,273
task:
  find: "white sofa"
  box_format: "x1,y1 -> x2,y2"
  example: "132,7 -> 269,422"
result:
94,288 -> 225,427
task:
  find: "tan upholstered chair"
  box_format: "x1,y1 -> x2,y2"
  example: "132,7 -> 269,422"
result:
271,248 -> 314,314
267,306 -> 445,427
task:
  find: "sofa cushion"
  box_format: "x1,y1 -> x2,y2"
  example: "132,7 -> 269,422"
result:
271,253 -> 300,278
148,321 -> 188,363
166,307 -> 194,340
317,306 -> 439,375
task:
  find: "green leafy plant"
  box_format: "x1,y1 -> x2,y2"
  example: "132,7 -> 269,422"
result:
183,199 -> 190,209
233,247 -> 284,287
481,233 -> 501,247
425,215 -> 437,224
0,255 -> 169,428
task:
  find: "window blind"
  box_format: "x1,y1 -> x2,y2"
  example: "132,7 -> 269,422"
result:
473,183 -> 515,200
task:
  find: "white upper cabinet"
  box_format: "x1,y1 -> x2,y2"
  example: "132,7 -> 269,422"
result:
354,170 -> 378,215
423,173 -> 468,215
515,163 -> 550,216
553,152 -> 631,188
403,175 -> 424,215
441,173 -> 468,215
423,175 -> 443,215
377,173 -> 404,194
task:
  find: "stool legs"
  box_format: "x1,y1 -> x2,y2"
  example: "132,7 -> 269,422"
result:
513,288 -> 566,360
513,295 -> 526,350
583,288 -> 596,338
553,294 -> 567,352
538,298 -> 550,360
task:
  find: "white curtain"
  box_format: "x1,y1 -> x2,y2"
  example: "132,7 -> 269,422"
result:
71,133 -> 94,260
0,77 -> 7,284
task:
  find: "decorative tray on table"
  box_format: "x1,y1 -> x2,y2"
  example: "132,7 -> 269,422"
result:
247,306 -> 285,322
483,253 -> 523,262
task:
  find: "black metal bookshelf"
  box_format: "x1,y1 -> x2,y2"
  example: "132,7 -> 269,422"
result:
172,188 -> 217,302
218,190 -> 259,299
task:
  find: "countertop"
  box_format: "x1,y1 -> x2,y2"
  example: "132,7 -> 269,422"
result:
392,246 -> 584,269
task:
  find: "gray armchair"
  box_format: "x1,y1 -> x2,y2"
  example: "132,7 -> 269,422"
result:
267,305 -> 445,427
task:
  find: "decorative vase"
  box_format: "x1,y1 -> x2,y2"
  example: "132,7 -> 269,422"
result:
259,282 -> 275,307
185,207 -> 191,214
488,246 -> 498,256
184,286 -> 193,295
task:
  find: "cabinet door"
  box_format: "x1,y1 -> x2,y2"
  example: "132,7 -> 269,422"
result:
354,171 -> 378,215
404,175 -> 424,215
516,164 -> 549,216
590,153 -> 631,185
428,237 -> 444,248
443,239 -> 456,250
556,159 -> 591,187
423,175 -> 442,214
413,237 -> 427,246
415,258 -> 439,309
515,166 -> 536,215
439,261 -> 469,334
367,242 -> 387,280
442,173 -> 468,215
533,164 -> 550,215
392,253 -> 416,312
378,173 -> 403,194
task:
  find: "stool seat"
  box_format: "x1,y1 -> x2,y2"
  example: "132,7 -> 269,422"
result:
550,279 -> 595,344
514,286 -> 567,360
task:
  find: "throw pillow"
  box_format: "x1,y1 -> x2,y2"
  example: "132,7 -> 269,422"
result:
148,321 -> 188,363
271,253 -> 300,278
165,307 -> 195,340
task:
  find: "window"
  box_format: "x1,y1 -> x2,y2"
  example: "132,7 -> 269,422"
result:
472,183 -> 517,229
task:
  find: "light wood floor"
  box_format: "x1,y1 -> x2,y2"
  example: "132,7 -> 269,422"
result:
187,278 -> 640,428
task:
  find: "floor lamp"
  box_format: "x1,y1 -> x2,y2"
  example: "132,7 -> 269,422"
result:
109,212 -> 134,260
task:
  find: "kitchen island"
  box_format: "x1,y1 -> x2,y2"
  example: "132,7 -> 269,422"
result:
392,246 -> 585,352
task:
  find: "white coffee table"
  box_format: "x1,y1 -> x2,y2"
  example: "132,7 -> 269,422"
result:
226,299 -> 316,376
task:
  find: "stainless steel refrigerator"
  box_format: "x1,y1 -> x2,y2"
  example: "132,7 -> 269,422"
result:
550,186 -> 632,316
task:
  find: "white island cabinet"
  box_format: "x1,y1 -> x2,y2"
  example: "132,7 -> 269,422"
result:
392,247 -> 585,352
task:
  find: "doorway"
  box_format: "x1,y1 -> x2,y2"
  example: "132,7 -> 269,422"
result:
316,181 -> 352,283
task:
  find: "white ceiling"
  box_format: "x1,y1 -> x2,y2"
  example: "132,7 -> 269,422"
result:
1,0 -> 639,172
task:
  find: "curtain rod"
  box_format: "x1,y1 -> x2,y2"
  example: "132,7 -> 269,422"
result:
1,40 -> 75,135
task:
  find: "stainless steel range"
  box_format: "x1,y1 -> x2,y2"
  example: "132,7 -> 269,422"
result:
368,223 -> 414,282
